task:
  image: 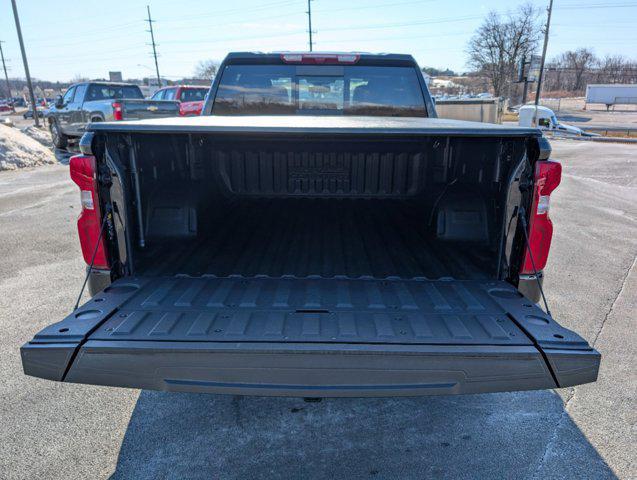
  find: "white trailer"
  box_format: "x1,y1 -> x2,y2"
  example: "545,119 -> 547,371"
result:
585,84 -> 637,110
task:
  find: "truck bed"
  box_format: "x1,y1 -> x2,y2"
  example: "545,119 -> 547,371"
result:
136,198 -> 491,279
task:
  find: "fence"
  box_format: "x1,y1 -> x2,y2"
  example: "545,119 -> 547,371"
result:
539,98 -> 561,112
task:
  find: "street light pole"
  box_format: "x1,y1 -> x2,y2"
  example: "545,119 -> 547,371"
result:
11,0 -> 39,126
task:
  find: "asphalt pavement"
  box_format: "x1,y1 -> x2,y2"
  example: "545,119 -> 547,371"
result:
0,139 -> 635,479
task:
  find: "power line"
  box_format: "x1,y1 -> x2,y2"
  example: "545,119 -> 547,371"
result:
546,67 -> 637,73
146,5 -> 162,88
312,0 -> 433,15
145,9 -> 482,46
319,14 -> 483,33
5,0 -> 637,84
316,29 -> 474,45
165,11 -> 302,33
554,1 -> 637,9
156,13 -> 480,48
25,21 -> 142,44
158,0 -> 299,24
28,45 -> 147,62
154,29 -> 306,47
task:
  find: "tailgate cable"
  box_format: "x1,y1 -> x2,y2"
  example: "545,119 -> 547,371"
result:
518,207 -> 551,316
73,207 -> 110,311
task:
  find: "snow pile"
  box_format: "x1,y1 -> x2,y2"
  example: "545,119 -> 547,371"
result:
0,124 -> 55,171
21,125 -> 53,148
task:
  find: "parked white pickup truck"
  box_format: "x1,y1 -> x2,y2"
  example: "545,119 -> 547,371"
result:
518,105 -> 585,136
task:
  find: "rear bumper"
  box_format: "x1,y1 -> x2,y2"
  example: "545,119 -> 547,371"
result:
21,340 -> 599,398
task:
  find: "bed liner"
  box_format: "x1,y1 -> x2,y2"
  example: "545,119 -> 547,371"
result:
136,198 -> 491,279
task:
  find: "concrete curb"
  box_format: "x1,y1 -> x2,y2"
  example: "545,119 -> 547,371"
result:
548,135 -> 637,145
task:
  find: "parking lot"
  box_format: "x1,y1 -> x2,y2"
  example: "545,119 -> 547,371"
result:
0,139 -> 635,479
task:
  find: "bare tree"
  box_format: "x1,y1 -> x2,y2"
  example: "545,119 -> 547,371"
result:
543,51 -> 637,94
466,3 -> 540,97
598,55 -> 627,83
543,59 -> 562,92
71,74 -> 90,83
194,60 -> 218,80
559,48 -> 596,91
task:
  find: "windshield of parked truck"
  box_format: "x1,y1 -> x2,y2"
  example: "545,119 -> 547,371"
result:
212,65 -> 427,116
86,85 -> 144,101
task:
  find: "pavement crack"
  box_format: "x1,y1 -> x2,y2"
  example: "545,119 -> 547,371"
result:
591,254 -> 636,348
530,387 -> 577,480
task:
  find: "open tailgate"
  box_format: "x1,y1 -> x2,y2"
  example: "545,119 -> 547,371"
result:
21,277 -> 599,397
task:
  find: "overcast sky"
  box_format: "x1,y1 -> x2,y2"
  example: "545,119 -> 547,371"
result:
1,0 -> 636,82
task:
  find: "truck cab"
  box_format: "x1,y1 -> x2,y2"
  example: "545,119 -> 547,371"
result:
518,105 -> 584,136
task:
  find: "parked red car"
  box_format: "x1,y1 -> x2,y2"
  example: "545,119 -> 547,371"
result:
150,85 -> 209,116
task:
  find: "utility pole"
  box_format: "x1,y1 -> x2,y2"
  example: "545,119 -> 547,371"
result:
533,0 -> 553,126
146,5 -> 162,88
307,0 -> 313,51
11,0 -> 39,126
0,41 -> 15,112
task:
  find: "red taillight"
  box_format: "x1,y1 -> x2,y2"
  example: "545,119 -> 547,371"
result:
521,160 -> 562,274
70,155 -> 109,269
280,53 -> 360,64
112,102 -> 123,120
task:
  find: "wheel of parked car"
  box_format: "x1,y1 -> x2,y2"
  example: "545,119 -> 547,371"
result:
49,120 -> 68,149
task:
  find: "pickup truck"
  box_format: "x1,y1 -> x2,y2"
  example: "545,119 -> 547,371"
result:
150,85 -> 209,116
46,81 -> 179,148
518,105 -> 595,136
22,52 -> 600,397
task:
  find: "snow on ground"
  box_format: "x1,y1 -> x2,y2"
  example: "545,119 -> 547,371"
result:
0,124 -> 55,171
21,125 -> 53,148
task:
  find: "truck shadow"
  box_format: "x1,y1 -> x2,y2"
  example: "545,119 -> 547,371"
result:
556,114 -> 593,123
109,389 -> 616,480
